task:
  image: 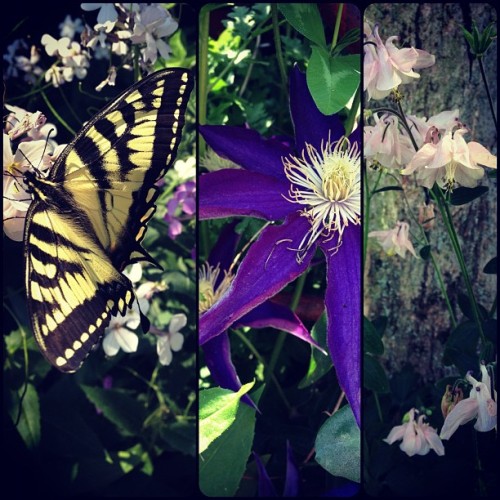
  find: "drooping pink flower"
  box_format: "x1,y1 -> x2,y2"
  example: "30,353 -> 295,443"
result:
364,24 -> 435,100
402,128 -> 496,189
368,221 -> 417,258
440,365 -> 497,440
384,408 -> 445,457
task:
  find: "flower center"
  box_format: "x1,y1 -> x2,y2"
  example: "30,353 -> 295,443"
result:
199,262 -> 234,313
283,135 -> 361,263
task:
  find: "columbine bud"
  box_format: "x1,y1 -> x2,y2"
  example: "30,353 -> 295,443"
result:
441,384 -> 464,418
418,203 -> 435,231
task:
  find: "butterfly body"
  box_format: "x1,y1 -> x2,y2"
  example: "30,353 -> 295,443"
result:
23,68 -> 193,372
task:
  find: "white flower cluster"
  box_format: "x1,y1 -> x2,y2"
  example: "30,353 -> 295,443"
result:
3,4 -> 179,91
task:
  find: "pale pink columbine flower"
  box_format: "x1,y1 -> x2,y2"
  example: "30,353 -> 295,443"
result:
364,113 -> 414,168
155,314 -> 186,366
368,221 -> 417,258
130,5 -> 178,64
406,109 -> 461,149
364,24 -> 435,101
384,408 -> 445,457
402,128 -> 497,190
440,365 -> 497,440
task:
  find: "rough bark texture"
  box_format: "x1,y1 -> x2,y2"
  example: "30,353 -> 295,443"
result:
364,3 -> 497,381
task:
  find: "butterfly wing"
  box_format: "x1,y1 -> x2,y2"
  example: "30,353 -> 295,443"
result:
49,68 -> 194,270
25,202 -> 135,372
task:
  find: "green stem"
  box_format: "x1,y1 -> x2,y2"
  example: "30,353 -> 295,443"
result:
331,3 -> 344,52
264,271 -> 308,390
489,293 -> 497,319
233,329 -> 291,411
430,187 -> 485,342
41,90 -> 76,136
477,56 -> 497,129
373,392 -> 383,423
363,170 -> 383,271
198,6 -> 210,158
271,4 -> 288,94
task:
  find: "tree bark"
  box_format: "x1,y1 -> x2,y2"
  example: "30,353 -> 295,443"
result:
364,3 -> 497,381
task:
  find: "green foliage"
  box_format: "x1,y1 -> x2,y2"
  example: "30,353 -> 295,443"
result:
315,405 -> 360,483
462,21 -> 497,57
278,4 -> 326,48
364,354 -> 390,394
199,380 -> 255,453
449,186 -> 489,205
199,386 -> 263,496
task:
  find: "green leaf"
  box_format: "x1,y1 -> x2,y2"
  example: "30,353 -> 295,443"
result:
364,317 -> 384,355
80,385 -> 147,436
199,380 -> 255,454
199,385 -> 263,497
278,4 -> 326,48
419,245 -> 431,260
442,321 -> 479,375
457,293 -> 489,321
9,383 -> 40,450
307,49 -> 360,115
298,312 -> 332,388
364,354 -> 390,393
372,316 -> 388,337
315,405 -> 360,483
483,256 -> 497,274
160,420 -> 196,457
449,186 -> 489,205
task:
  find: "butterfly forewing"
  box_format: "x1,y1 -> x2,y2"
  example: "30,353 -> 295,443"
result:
24,68 -> 193,371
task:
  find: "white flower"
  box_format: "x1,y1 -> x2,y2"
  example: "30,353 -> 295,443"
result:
384,408 -> 445,457
130,5 -> 178,64
59,14 -> 84,39
156,313 -> 186,366
440,365 -> 497,440
95,66 -> 117,92
174,156 -> 196,180
368,221 -> 417,258
3,134 -> 52,241
81,3 -> 118,26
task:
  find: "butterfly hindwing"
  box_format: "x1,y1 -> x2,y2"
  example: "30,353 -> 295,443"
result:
23,68 -> 193,371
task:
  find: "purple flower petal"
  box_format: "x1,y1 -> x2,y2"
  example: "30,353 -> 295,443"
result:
237,301 -> 326,354
289,65 -> 345,152
200,125 -> 290,180
253,452 -> 278,497
321,225 -> 361,427
202,332 -> 258,410
283,441 -> 299,497
200,213 -> 315,345
199,169 -> 292,221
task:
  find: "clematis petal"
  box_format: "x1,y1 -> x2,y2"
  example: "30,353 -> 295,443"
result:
208,219 -> 241,281
199,169 -> 292,221
289,65 -> 345,152
253,452 -> 278,497
440,397 -> 479,439
283,441 -> 300,497
200,213 -> 315,345
321,224 -> 361,427
237,300 -> 325,353
200,125 -> 290,179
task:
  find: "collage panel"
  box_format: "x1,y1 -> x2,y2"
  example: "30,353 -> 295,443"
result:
3,4 -> 196,496
198,3 -> 361,497
363,3 -> 497,497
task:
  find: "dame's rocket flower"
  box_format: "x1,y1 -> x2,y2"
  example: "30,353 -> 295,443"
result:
199,66 -> 361,425
440,364 -> 497,440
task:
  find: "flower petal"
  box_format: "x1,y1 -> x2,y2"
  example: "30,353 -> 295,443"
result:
383,424 -> 407,444
202,332 -> 257,410
253,451 -> 278,497
283,441 -> 300,497
199,169 -> 292,221
169,313 -> 187,334
321,224 -> 361,427
289,65 -> 345,152
237,300 -> 325,353
440,397 -> 479,440
200,125 -> 290,180
199,213 -> 315,345
208,220 -> 241,281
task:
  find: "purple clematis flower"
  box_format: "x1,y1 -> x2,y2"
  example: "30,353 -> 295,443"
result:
201,220 -> 323,409
199,66 -> 361,426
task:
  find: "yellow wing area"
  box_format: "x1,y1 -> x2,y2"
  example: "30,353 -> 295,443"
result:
50,69 -> 193,271
25,204 -> 134,373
